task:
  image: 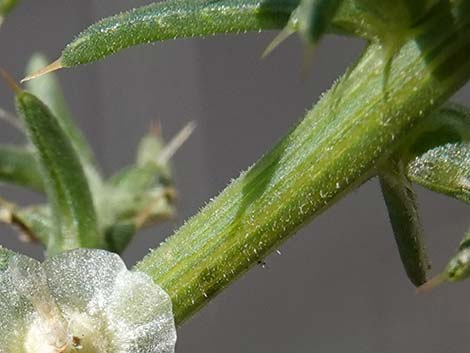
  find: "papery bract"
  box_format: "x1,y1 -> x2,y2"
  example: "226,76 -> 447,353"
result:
0,247 -> 176,353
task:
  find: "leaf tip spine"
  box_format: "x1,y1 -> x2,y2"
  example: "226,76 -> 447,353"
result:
21,58 -> 63,83
261,27 -> 295,59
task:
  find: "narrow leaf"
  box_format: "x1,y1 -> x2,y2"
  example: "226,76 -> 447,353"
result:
296,0 -> 343,46
379,161 -> 429,287
24,0 -> 299,78
404,104 -> 470,290
105,221 -> 136,254
408,144 -> 470,203
14,89 -> 102,255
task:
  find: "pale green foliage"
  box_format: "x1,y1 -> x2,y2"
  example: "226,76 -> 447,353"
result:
0,55 -> 178,256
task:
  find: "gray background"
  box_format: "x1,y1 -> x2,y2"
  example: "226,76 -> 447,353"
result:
0,1 -> 469,352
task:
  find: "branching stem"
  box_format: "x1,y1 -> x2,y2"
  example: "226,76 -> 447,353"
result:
136,7 -> 470,324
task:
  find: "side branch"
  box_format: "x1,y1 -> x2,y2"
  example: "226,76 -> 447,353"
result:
136,9 -> 470,325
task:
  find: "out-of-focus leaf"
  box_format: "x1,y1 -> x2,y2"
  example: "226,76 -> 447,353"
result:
105,221 -> 136,254
296,0 -> 343,46
14,205 -> 53,244
405,103 -> 470,203
15,89 -> 102,255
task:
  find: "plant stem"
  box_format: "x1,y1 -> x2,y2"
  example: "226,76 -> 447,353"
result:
136,6 -> 470,325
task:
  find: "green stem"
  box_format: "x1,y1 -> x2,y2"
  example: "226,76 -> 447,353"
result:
136,6 -> 470,325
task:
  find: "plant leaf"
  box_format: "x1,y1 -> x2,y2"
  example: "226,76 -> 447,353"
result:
391,103 -> 470,289
379,161 -> 429,287
24,0 -> 299,77
405,103 -> 470,203
105,221 -> 136,254
14,89 -> 102,255
296,0 -> 343,46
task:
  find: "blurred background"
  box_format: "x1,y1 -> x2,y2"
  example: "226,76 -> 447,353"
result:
0,1 -> 469,352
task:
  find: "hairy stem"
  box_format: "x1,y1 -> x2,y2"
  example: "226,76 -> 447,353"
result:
136,6 -> 470,325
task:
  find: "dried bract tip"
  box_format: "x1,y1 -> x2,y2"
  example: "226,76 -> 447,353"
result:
150,120 -> 163,137
21,58 -> 63,83
157,121 -> 196,165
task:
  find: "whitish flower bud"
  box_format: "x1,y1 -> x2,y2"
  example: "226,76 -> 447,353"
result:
0,248 -> 176,353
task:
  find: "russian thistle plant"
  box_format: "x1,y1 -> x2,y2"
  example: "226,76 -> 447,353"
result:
0,0 -> 469,351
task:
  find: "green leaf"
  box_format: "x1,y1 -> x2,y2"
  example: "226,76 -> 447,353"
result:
105,221 -> 136,254
106,165 -> 174,225
0,146 -> 44,192
111,130 -> 171,192
99,130 -> 177,252
398,103 -> 470,290
405,103 -> 470,204
14,89 -> 102,255
136,128 -> 165,167
110,163 -> 165,195
23,0 -> 298,78
296,0 -> 343,46
379,161 -> 429,287
408,144 -> 470,203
